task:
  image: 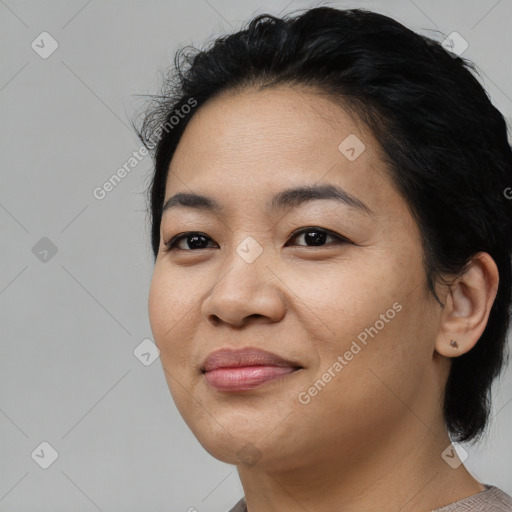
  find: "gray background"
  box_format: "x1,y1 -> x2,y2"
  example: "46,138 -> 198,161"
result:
1,0 -> 511,510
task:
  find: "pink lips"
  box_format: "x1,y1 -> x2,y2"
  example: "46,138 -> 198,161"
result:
201,348 -> 302,392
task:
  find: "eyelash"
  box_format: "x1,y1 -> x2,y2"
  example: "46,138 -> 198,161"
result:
162,227 -> 350,253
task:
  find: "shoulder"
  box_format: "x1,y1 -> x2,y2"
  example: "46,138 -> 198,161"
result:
432,485 -> 512,511
227,496 -> 247,512
228,487 -> 512,512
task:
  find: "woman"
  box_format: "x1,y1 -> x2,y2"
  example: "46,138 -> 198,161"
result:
135,6 -> 512,511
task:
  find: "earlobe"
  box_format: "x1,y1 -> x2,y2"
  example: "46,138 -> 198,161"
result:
435,252 -> 499,358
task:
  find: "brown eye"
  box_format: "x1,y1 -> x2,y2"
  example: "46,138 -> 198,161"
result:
163,232 -> 217,252
286,227 -> 350,247
162,227 -> 350,253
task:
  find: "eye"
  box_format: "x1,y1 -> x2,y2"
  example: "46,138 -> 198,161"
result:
285,227 -> 350,247
162,227 -> 350,253
163,232 -> 217,252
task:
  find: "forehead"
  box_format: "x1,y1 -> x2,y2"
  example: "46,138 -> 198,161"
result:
171,85 -> 365,168
165,85 -> 396,215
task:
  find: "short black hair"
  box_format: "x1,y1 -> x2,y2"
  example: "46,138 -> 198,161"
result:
134,6 -> 512,443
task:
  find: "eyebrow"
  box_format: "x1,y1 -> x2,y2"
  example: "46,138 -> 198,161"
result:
161,184 -> 373,216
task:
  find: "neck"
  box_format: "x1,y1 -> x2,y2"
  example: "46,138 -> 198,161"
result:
236,419 -> 484,512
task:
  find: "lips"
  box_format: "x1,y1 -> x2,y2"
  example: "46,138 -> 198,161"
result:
201,348 -> 303,392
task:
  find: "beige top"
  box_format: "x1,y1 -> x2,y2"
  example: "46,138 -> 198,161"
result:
228,485 -> 512,511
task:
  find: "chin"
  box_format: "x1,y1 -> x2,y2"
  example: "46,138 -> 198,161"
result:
180,408 -> 270,463
192,427 -> 257,465
199,434 -> 312,474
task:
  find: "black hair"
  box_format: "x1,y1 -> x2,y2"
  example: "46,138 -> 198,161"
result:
134,6 -> 512,443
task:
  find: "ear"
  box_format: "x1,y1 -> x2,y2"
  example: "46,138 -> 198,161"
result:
435,252 -> 499,357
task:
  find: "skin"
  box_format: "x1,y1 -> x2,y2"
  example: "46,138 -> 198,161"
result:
148,85 -> 499,512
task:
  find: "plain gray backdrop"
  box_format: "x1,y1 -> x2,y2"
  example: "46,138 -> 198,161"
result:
1,0 -> 511,510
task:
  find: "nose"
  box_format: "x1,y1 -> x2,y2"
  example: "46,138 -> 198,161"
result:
201,242 -> 287,328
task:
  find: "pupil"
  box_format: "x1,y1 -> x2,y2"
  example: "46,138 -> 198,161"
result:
305,230 -> 326,246
189,235 -> 207,249
186,231 -> 328,249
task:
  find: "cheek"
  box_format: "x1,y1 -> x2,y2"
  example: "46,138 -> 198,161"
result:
295,254 -> 428,389
316,290 -> 434,429
148,267 -> 199,413
148,268 -> 172,343
148,266 -> 197,366
289,258 -> 400,346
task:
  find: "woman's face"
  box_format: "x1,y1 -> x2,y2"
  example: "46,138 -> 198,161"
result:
148,86 -> 443,471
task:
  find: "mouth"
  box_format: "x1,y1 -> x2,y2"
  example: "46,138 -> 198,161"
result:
201,348 -> 303,392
